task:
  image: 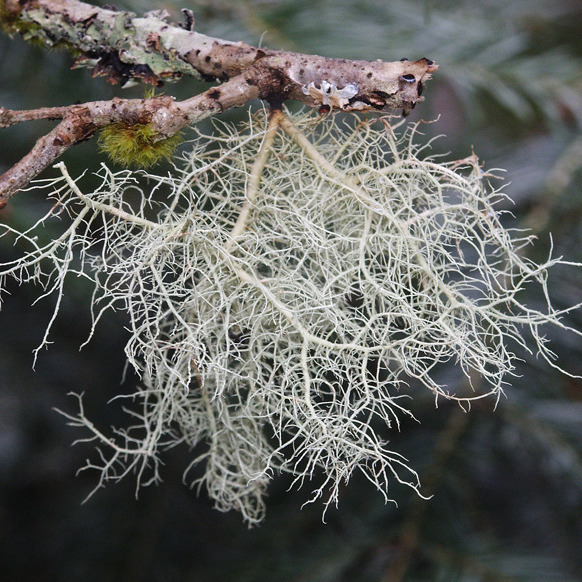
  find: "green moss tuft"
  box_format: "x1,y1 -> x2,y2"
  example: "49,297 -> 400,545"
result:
0,1 -> 82,53
0,0 -> 24,36
98,122 -> 183,168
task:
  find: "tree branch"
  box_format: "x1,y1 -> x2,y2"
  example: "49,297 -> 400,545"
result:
0,0 -> 438,207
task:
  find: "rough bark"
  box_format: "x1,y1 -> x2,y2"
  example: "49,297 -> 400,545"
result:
0,0 -> 438,207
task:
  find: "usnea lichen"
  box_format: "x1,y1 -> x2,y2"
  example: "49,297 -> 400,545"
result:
0,108 -> 580,525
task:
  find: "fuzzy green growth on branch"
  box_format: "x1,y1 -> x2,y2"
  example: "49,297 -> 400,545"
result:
98,122 -> 183,168
0,0 -> 78,54
0,0 -> 21,35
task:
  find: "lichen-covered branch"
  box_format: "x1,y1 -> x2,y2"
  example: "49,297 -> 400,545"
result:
0,0 -> 437,207
0,76 -> 259,206
2,0 -> 437,104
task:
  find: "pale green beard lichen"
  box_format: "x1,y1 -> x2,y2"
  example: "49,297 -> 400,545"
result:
0,108 -> 580,525
98,121 -> 183,168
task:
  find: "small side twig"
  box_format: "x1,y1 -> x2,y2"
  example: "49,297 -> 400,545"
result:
0,75 -> 259,207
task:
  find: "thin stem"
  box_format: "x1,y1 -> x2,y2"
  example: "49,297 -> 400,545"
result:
56,162 -> 160,229
381,404 -> 471,582
226,109 -> 283,248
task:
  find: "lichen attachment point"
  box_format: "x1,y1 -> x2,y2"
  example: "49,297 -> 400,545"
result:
98,122 -> 183,168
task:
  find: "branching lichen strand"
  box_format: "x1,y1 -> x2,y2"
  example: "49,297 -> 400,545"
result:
1,109 -> 579,524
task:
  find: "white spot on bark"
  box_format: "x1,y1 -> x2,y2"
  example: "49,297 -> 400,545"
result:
301,81 -> 359,110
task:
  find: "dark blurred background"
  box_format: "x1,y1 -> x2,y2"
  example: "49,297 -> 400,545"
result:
1,1 -> 582,580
